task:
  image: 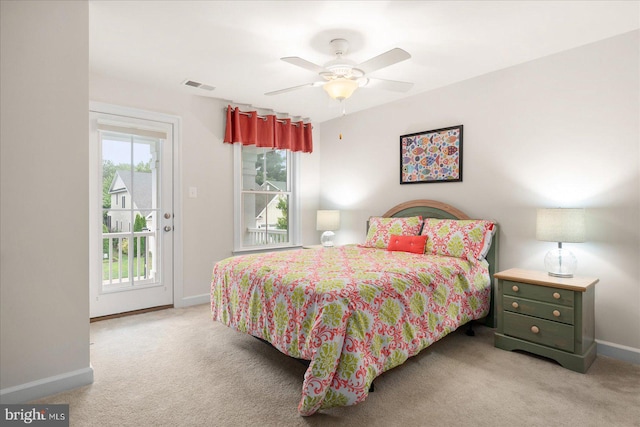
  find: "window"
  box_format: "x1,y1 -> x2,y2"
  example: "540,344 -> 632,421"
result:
234,144 -> 299,251
121,195 -> 126,209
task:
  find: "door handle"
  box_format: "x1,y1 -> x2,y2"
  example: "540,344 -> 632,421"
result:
164,226 -> 172,232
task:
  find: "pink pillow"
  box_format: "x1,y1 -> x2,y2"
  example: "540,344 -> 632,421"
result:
361,216 -> 423,249
420,219 -> 495,262
387,234 -> 428,254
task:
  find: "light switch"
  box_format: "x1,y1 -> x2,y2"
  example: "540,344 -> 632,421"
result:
188,187 -> 198,198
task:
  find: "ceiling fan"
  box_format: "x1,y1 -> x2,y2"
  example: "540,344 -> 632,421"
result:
265,38 -> 413,101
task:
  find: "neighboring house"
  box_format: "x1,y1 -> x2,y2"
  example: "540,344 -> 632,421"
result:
106,170 -> 153,232
255,180 -> 287,229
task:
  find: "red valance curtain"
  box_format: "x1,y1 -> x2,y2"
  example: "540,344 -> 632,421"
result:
223,105 -> 313,153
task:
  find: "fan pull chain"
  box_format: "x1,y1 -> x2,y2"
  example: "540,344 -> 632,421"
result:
339,102 -> 347,140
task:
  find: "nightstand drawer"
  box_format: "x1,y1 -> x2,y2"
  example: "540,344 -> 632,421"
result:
503,295 -> 574,325
503,280 -> 574,306
503,311 -> 575,352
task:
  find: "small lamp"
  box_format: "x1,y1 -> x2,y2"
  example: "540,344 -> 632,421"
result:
536,208 -> 586,278
316,210 -> 340,247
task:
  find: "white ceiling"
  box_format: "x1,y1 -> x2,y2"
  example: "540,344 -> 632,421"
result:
89,1 -> 639,123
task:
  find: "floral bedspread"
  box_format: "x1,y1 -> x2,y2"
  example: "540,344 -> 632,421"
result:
210,245 -> 491,415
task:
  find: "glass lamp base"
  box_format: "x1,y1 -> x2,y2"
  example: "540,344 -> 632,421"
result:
321,231 -> 335,247
544,248 -> 577,278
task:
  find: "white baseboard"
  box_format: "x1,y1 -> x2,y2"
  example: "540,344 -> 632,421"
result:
597,339 -> 640,365
177,293 -> 209,308
0,366 -> 94,404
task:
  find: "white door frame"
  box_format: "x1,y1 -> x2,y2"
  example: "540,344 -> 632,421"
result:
89,101 -> 183,315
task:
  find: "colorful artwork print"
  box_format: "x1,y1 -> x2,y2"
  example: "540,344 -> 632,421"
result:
400,125 -> 463,184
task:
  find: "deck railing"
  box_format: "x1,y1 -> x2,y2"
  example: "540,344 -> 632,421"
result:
102,231 -> 155,287
246,227 -> 288,245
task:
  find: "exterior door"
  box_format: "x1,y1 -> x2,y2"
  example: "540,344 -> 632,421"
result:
89,106 -> 175,318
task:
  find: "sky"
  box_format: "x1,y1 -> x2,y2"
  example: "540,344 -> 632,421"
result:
103,136 -> 153,166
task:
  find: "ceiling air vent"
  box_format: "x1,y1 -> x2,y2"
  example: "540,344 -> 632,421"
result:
182,79 -> 215,91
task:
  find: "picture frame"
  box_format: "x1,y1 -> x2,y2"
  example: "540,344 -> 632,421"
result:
400,125 -> 463,184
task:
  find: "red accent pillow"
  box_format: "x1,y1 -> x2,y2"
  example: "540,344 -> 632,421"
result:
387,234 -> 428,254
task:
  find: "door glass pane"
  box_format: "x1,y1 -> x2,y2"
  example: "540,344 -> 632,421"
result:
131,136 -> 156,216
101,132 -> 159,290
102,209 -> 124,287
131,137 -> 157,284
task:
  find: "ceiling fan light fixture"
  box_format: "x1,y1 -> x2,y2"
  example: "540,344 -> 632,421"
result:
323,78 -> 359,100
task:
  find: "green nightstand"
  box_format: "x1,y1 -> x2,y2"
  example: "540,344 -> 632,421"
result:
494,268 -> 598,373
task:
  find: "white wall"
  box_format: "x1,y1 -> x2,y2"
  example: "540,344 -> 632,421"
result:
0,0 -> 93,401
319,31 -> 640,358
90,74 -> 321,304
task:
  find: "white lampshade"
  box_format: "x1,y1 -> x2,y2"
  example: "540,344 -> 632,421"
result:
317,210 -> 340,247
317,210 -> 340,231
536,208 -> 586,278
323,78 -> 358,100
536,208 -> 586,243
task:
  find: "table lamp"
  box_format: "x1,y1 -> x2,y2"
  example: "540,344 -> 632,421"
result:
316,210 -> 340,247
536,208 -> 586,278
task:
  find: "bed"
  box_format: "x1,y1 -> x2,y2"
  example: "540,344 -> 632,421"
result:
210,200 -> 498,415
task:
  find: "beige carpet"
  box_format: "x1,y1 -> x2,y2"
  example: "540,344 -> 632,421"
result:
34,304 -> 640,426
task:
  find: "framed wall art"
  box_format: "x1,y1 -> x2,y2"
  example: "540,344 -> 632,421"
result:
400,125 -> 463,184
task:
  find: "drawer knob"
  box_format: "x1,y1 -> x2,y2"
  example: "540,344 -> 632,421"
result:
511,301 -> 519,309
553,310 -> 561,317
531,325 -> 540,334
553,292 -> 561,299
512,285 -> 519,292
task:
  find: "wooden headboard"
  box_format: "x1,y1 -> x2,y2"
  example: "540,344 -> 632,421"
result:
382,199 -> 471,220
379,199 -> 498,327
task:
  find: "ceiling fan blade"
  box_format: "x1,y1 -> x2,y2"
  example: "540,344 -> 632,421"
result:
281,56 -> 326,74
356,48 -> 411,74
264,81 -> 323,96
365,78 -> 414,92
